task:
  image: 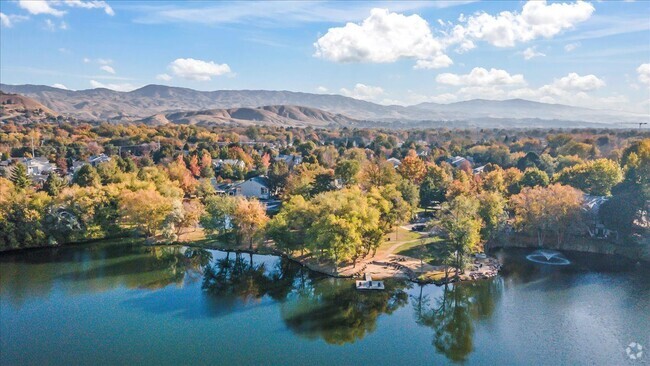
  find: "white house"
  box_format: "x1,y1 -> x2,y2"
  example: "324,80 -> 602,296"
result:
88,154 -> 111,167
236,176 -> 270,200
23,157 -> 55,176
386,157 -> 401,168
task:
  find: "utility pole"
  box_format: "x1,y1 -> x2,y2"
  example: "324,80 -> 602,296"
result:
31,136 -> 35,158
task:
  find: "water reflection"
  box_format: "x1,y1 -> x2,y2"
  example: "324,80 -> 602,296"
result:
281,279 -> 410,345
413,280 -> 503,363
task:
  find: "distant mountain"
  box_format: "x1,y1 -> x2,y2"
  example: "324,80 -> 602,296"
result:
137,105 -> 362,127
0,92 -> 59,122
1,83 -> 647,127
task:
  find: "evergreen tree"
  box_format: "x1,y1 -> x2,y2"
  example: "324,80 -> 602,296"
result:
43,171 -> 66,196
10,163 -> 30,189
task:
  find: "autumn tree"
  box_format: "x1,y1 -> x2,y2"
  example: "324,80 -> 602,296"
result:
200,195 -> 238,235
119,188 -> 174,237
398,150 -> 426,184
510,184 -> 583,246
437,195 -> 482,278
72,164 -> 100,187
554,158 -> 623,196
232,198 -> 269,250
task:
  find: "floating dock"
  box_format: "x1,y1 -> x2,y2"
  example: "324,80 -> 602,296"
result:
356,273 -> 385,290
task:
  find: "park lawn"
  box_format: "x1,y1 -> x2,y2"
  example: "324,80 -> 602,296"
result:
396,236 -> 449,266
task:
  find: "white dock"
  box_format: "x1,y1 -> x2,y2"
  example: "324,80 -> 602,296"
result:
356,273 -> 385,290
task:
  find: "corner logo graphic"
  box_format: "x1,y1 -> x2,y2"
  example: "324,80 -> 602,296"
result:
626,342 -> 643,360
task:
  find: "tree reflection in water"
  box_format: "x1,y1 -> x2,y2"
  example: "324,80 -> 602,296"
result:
201,251 -> 411,345
412,279 -> 503,363
280,280 -> 410,345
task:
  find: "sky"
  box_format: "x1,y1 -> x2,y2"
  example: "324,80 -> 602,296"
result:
1,0 -> 649,113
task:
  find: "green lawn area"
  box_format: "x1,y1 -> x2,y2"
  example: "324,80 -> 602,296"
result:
395,236 -> 449,266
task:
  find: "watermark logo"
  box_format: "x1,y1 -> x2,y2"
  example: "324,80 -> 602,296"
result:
626,342 -> 643,360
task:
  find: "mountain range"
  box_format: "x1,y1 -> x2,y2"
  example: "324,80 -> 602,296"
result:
1,83 -> 648,128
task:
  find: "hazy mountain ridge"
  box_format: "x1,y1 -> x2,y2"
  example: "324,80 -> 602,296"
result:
138,105 -> 362,127
1,83 -> 647,126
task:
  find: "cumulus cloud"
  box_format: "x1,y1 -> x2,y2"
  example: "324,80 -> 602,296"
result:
448,0 -> 594,48
436,67 -> 526,87
316,86 -> 328,93
637,63 -> 650,85
522,46 -> 545,60
100,65 -> 116,74
90,80 -> 138,92
340,83 -> 384,101
0,12 -> 29,28
314,8 -> 449,69
52,83 -> 68,90
168,58 -> 231,81
552,72 -> 605,91
564,42 -> 580,52
156,73 -> 172,81
18,0 -> 114,17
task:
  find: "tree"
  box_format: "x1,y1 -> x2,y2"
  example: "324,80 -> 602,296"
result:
360,158 -> 399,189
9,163 -> 30,189
231,198 -> 269,250
397,150 -> 426,183
420,164 -> 452,207
268,160 -> 290,195
510,184 -> 583,246
520,168 -> 549,188
118,188 -> 174,237
437,195 -> 482,279
334,159 -> 360,187
200,195 -> 238,235
72,164 -> 100,187
43,171 -> 66,196
267,195 -> 317,255
477,191 -> 507,240
554,158 -> 623,196
165,199 -> 205,238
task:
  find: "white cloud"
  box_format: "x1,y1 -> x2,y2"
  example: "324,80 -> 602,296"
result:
83,57 -> 91,63
436,67 -> 526,87
552,72 -> 605,91
44,18 -> 67,31
340,83 -> 384,101
314,8 -> 449,69
100,65 -> 116,74
90,80 -> 138,92
637,63 -> 650,86
97,58 -> 113,65
0,12 -> 29,28
316,86 -> 328,93
428,93 -> 458,104
18,0 -> 66,17
564,42 -> 580,52
168,58 -> 231,81
522,46 -> 545,60
18,0 -> 114,17
156,73 -> 172,81
413,54 -> 453,70
64,1 -> 114,16
447,0 -> 594,48
52,83 -> 68,90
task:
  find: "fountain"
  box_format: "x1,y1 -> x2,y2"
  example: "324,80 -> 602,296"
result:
526,249 -> 571,265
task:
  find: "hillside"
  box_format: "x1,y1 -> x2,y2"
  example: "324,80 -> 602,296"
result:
0,92 -> 59,122
137,105 -> 362,127
1,84 -> 648,126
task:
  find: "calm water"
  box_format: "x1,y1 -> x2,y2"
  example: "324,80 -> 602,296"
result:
1,242 -> 648,365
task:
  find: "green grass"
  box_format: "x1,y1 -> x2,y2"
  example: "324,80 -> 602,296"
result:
396,236 -> 449,266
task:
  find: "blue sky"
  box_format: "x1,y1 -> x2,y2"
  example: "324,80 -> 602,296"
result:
1,1 -> 649,113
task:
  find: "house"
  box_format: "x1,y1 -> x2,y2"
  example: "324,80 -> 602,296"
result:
88,154 -> 111,167
386,157 -> 401,168
23,157 -> 55,176
237,176 -> 271,200
472,165 -> 486,175
275,154 -> 303,169
582,194 -> 616,239
213,159 -> 246,170
447,156 -> 470,168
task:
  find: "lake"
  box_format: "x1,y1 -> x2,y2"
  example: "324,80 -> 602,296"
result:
1,242 -> 648,365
